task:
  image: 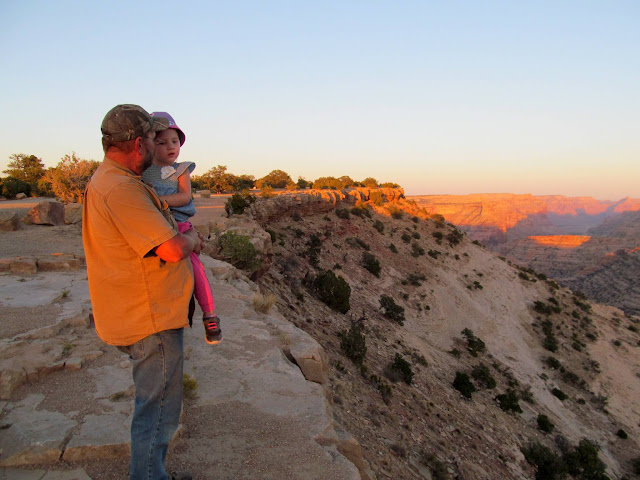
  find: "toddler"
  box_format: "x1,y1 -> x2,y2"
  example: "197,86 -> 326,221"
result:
142,111 -> 221,345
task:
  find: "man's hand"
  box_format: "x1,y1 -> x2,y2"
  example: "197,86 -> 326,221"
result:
155,228 -> 205,261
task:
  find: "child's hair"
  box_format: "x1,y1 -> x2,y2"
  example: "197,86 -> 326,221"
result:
150,111 -> 186,146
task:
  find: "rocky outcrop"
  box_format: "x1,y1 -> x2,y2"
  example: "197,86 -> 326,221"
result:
0,212 -> 21,231
249,187 -> 404,224
25,201 -> 65,226
64,203 -> 83,224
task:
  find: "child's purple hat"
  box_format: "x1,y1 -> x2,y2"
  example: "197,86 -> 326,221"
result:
150,112 -> 186,146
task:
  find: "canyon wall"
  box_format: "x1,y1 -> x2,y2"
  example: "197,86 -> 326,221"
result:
410,194 -> 640,315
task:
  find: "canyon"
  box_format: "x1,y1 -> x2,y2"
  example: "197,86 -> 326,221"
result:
411,194 -> 640,316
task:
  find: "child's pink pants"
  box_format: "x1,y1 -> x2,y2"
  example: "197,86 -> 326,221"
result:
178,221 -> 215,315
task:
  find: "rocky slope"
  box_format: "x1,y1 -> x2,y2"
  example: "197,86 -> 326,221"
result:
236,190 -> 640,480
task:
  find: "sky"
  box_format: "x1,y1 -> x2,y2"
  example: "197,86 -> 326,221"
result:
1,1 -> 638,200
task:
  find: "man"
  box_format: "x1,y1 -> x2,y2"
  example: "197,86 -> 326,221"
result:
83,104 -> 202,480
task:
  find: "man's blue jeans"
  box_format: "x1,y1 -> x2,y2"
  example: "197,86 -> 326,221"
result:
120,328 -> 184,480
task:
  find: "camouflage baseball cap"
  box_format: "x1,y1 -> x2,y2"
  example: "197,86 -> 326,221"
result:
101,104 -> 170,151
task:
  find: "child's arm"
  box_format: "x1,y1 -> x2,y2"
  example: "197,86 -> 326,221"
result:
159,172 -> 192,207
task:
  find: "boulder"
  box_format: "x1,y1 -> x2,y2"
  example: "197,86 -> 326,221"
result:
0,212 -> 21,231
26,201 -> 65,226
10,257 -> 37,274
15,193 -> 27,200
36,254 -> 84,271
65,203 -> 83,224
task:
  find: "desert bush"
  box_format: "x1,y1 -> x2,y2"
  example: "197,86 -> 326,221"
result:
406,273 -> 426,286
401,232 -> 411,243
563,439 -> 609,480
453,371 -> 475,399
369,190 -> 384,206
387,205 -> 404,219
252,293 -> 276,313
420,452 -> 449,480
338,316 -> 367,365
427,249 -> 441,259
537,414 -> 555,433
335,208 -> 350,219
304,234 -> 323,267
431,213 -> 445,227
379,294 -> 405,325
362,251 -> 381,277
225,191 -> 256,216
373,219 -> 385,233
388,243 -> 398,253
260,185 -> 276,198
632,457 -> 640,474
545,356 -> 561,370
0,176 -> 31,198
462,328 -> 486,357
311,270 -> 351,313
616,429 -> 627,439
411,242 -> 425,257
446,229 -> 464,246
432,231 -> 443,244
496,388 -> 522,413
522,442 -> 567,480
471,363 -> 496,389
386,353 -> 413,384
351,204 -> 371,218
551,388 -> 568,401
411,231 -> 421,239
219,231 -> 260,271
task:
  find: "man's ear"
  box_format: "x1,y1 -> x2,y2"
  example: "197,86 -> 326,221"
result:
134,136 -> 143,155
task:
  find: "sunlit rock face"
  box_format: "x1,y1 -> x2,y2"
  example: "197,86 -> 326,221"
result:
410,194 -> 640,316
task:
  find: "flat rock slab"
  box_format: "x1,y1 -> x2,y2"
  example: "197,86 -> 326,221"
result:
63,414 -> 130,462
0,394 -> 76,467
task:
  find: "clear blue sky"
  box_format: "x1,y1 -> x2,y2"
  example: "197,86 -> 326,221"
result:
1,1 -> 638,200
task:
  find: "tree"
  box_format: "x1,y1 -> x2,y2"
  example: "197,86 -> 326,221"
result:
339,176 -> 355,188
43,153 -> 99,203
200,165 -> 234,193
361,177 -> 379,188
312,176 -> 342,189
3,153 -> 47,195
231,174 -> 255,191
255,169 -> 293,189
297,177 -> 312,189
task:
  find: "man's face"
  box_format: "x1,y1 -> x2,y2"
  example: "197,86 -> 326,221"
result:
140,131 -> 157,172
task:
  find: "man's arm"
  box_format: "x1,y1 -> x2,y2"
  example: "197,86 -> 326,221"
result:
155,228 -> 204,262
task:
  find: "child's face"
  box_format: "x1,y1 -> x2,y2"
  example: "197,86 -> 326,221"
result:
153,128 -> 181,165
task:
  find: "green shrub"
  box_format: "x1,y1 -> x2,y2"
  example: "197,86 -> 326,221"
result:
563,439 -> 609,480
379,294 -> 405,325
431,214 -> 445,227
428,249 -> 441,259
373,219 -> 385,233
338,317 -> 367,365
411,242 -> 425,257
552,388 -> 568,401
0,176 -> 31,198
387,353 -> 413,384
311,270 -> 351,313
615,429 -> 627,439
411,231 -> 421,239
522,442 -> 567,480
351,204 -> 371,218
545,356 -> 561,370
462,328 -> 486,357
496,389 -> 522,413
388,205 -> 404,219
453,372 -> 475,399
335,208 -> 350,219
471,363 -> 496,389
362,251 -> 381,277
432,231 -> 444,244
388,243 -> 398,253
225,191 -> 256,216
406,273 -> 426,286
303,234 -> 323,267
446,229 -> 464,246
401,233 -> 411,243
537,414 -> 555,433
219,231 -> 260,271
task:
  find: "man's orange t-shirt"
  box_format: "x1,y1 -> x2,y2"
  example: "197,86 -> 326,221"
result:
82,157 -> 194,346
